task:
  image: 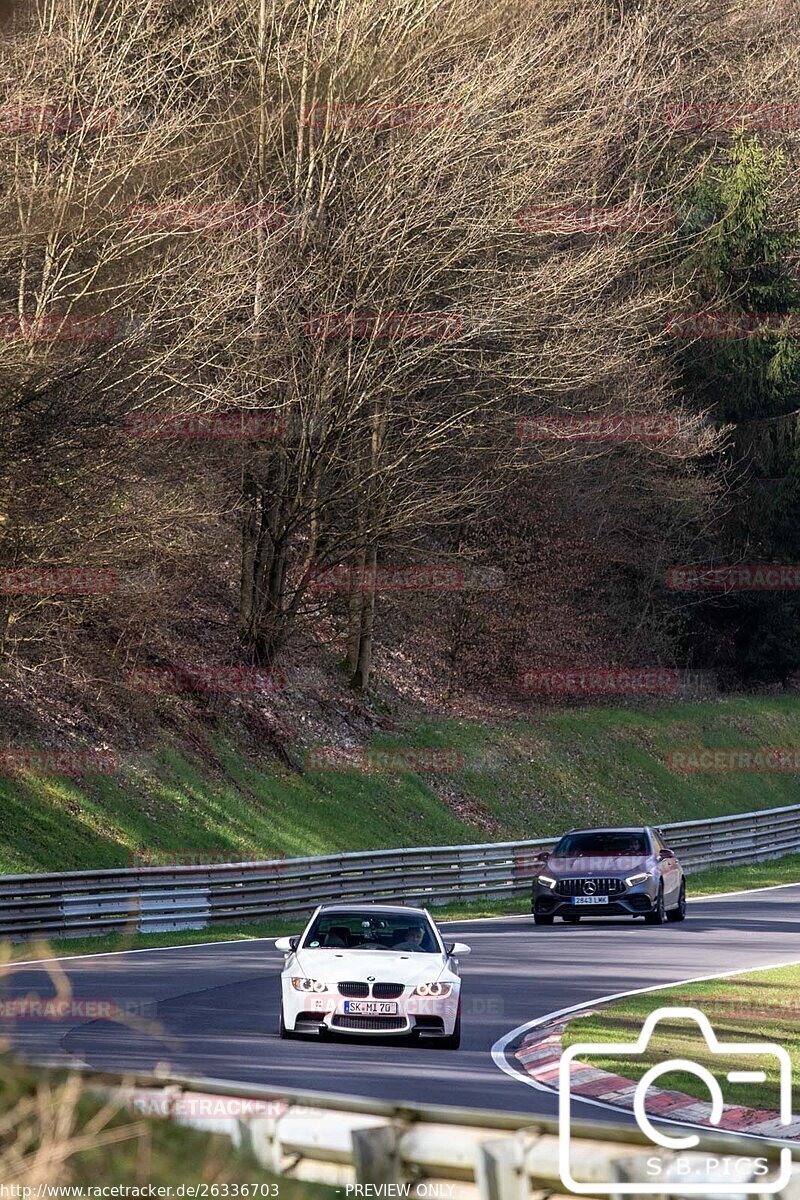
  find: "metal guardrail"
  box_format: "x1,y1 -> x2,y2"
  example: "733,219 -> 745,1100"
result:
102,1073 -> 800,1199
0,802 -> 798,940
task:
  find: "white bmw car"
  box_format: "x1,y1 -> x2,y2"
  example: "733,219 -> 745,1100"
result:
275,903 -> 470,1048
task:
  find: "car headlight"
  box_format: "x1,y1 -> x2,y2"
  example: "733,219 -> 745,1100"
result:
625,871 -> 652,887
291,977 -> 328,993
413,982 -> 453,997
537,874 -> 557,889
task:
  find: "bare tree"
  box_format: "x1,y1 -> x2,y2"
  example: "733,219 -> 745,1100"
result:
6,0 -> 781,703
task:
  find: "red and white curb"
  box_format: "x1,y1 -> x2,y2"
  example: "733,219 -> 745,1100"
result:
515,1014 -> 800,1140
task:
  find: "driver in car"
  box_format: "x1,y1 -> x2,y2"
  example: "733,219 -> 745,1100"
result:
393,925 -> 426,951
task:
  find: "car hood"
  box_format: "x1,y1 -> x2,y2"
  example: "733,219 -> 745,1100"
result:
292,948 -> 447,985
544,855 -> 656,876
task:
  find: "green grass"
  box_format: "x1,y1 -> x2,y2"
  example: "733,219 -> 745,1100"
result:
4,854 -> 798,963
688,853 -> 800,896
562,963 -> 800,1114
3,695 -> 800,875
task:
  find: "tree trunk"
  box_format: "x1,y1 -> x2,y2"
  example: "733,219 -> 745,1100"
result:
442,601 -> 468,703
239,444 -> 290,664
253,541 -> 287,665
349,400 -> 383,690
350,541 -> 377,691
346,540 -> 366,673
239,471 -> 260,642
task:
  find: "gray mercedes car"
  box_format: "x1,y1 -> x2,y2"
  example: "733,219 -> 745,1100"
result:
530,826 -> 686,925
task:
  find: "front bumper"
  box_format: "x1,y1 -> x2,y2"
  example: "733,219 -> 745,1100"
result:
531,879 -> 658,918
282,986 -> 460,1038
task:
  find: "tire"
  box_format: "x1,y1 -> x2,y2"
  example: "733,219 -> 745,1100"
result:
562,913 -> 581,923
440,1007 -> 461,1050
667,880 -> 687,922
533,913 -> 554,925
644,885 -> 666,925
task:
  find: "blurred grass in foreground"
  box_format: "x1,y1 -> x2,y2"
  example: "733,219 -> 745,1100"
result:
0,1055 -> 335,1193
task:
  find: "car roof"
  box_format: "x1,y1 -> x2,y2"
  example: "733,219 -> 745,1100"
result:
315,903 -> 430,917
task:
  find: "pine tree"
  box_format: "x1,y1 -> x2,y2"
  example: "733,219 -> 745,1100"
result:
674,133 -> 800,681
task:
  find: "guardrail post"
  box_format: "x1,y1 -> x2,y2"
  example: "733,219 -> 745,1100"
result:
247,1116 -> 283,1173
475,1136 -> 527,1200
351,1123 -> 403,1185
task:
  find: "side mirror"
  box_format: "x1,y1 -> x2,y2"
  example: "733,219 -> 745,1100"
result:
275,936 -> 299,953
448,942 -> 471,957
538,850 -> 550,861
658,849 -> 675,860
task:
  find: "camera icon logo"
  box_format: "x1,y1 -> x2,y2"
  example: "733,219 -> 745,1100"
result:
558,1006 -> 793,1195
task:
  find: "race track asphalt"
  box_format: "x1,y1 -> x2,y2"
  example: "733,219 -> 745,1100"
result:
1,885 -> 798,1122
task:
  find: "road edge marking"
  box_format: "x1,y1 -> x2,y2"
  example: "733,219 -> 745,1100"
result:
491,955 -> 800,1146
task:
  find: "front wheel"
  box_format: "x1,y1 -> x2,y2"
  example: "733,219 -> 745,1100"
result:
440,1007 -> 461,1049
644,885 -> 666,925
533,913 -> 554,925
667,880 -> 687,922
279,1005 -> 297,1039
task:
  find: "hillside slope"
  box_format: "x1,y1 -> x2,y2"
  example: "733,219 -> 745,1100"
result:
1,696 -> 799,875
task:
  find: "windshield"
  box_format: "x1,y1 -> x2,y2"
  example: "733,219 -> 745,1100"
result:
302,911 -> 440,953
554,831 -> 650,857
